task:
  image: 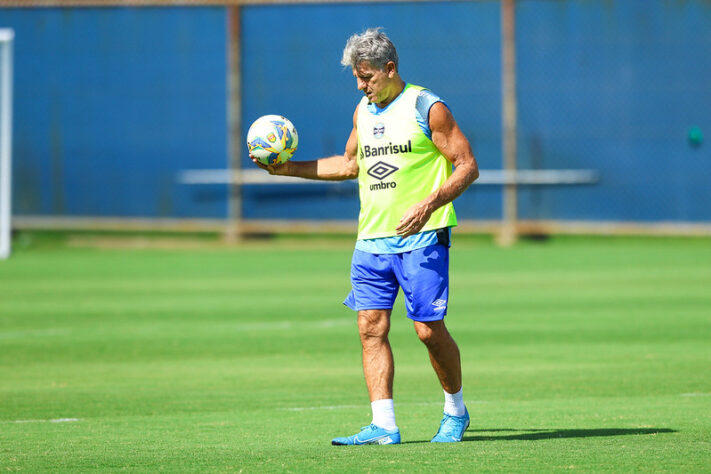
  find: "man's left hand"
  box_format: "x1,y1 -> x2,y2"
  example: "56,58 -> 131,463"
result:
396,201 -> 434,238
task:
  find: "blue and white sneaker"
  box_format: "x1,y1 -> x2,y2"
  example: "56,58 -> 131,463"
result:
431,408 -> 470,442
331,424 -> 401,445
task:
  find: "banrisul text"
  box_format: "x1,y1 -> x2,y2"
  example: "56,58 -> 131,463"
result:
362,140 -> 412,158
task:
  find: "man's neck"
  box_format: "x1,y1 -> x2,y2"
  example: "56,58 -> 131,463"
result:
375,79 -> 407,109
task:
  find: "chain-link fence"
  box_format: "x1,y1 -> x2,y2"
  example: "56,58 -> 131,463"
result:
1,1 -> 709,239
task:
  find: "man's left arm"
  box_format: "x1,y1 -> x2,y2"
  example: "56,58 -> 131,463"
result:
396,102 -> 479,237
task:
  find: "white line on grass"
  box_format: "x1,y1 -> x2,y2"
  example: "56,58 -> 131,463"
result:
4,418 -> 81,424
0,328 -> 71,340
224,318 -> 353,332
280,401 -> 487,411
283,404 -> 365,412
0,319 -> 354,341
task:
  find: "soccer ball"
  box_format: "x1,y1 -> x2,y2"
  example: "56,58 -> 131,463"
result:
247,115 -> 299,166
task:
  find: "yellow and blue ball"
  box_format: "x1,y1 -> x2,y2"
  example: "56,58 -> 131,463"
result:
247,115 -> 299,165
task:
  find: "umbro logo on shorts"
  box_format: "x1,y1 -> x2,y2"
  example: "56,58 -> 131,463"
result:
432,299 -> 447,310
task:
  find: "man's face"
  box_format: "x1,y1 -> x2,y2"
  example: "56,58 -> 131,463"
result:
353,61 -> 395,106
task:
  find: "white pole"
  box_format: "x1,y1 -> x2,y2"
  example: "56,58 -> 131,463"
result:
0,29 -> 14,260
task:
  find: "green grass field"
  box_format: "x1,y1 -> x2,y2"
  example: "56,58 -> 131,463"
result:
1,233 -> 710,472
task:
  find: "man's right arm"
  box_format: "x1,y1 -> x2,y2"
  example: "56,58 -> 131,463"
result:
252,107 -> 359,181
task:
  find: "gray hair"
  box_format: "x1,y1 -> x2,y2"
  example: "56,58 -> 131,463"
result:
341,27 -> 399,71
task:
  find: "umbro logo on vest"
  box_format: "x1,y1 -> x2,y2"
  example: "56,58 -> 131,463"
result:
367,161 -> 399,181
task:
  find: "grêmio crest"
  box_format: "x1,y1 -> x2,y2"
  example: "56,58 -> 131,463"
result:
373,122 -> 385,139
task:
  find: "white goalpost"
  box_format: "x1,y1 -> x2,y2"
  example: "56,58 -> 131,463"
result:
0,29 -> 14,260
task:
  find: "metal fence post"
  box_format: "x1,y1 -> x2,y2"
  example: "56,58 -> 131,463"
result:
226,6 -> 243,242
500,0 -> 518,246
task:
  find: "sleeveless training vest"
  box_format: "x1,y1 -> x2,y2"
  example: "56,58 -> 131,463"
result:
356,84 -> 457,240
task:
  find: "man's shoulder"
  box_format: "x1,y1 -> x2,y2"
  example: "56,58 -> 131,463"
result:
414,87 -> 445,110
406,83 -> 439,96
410,86 -> 448,138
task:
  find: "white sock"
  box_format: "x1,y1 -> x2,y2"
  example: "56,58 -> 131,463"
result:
443,388 -> 466,417
371,398 -> 397,431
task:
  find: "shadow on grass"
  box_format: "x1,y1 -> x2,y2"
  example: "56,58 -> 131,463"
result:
463,427 -> 676,442
402,427 -> 676,444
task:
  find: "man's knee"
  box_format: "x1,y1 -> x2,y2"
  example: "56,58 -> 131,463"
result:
358,309 -> 391,340
414,320 -> 450,347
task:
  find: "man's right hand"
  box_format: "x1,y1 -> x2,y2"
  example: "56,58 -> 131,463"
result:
250,154 -> 289,176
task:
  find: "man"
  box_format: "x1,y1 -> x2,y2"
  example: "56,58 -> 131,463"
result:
251,28 -> 479,444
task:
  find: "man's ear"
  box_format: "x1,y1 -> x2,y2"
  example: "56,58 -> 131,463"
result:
386,61 -> 397,77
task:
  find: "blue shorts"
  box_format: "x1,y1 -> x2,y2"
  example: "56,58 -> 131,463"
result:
343,244 -> 449,322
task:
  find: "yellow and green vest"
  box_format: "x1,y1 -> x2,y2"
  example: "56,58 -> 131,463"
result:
356,84 -> 457,240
